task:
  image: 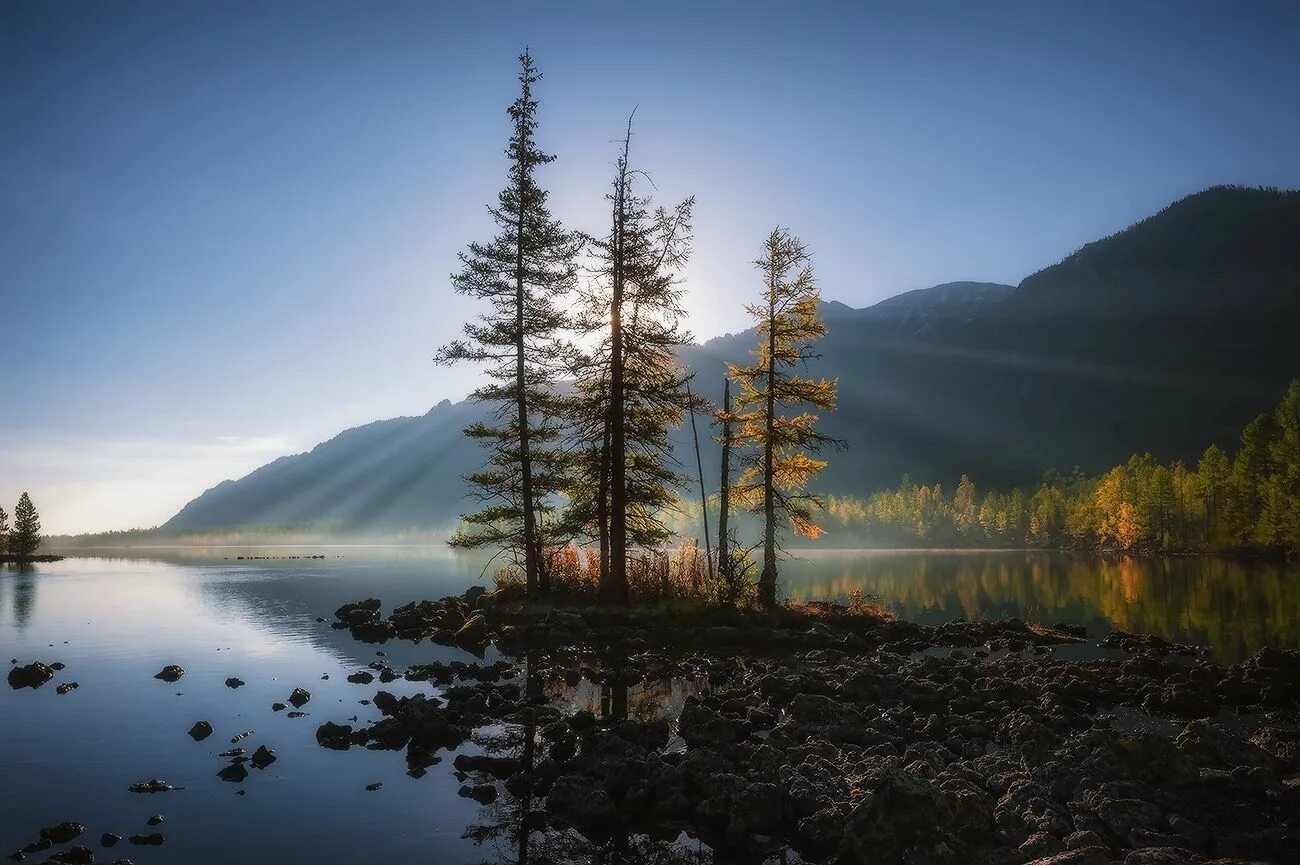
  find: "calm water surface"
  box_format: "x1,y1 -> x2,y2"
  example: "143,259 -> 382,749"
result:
1,547 -> 1296,863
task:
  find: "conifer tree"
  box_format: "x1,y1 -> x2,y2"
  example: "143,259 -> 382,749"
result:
0,504 -> 9,556
716,378 -> 733,579
567,117 -> 694,603
11,493 -> 41,557
435,52 -> 580,594
729,228 -> 840,608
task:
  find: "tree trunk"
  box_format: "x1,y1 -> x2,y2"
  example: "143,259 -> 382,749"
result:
687,381 -> 713,583
513,109 -> 540,596
717,378 -> 731,580
607,127 -> 630,605
759,263 -> 778,608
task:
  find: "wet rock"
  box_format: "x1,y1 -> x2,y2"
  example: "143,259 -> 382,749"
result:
316,721 -> 353,750
7,661 -> 54,689
127,779 -> 178,793
126,834 -> 164,846
40,845 -> 93,864
39,823 -> 85,844
217,763 -> 248,783
224,677 -> 244,689
458,782 -> 498,804
453,753 -> 521,778
346,671 -> 374,685
187,721 -> 213,741
218,748 -> 244,758
100,833 -> 120,848
364,782 -> 382,792
678,700 -> 744,746
271,702 -> 286,712
145,815 -> 163,826
55,682 -> 79,695
287,711 -> 308,718
153,666 -> 185,682
288,687 -> 311,708
229,730 -> 253,743
251,745 -> 277,769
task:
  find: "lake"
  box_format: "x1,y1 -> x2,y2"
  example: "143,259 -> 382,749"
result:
2,547 -> 1297,863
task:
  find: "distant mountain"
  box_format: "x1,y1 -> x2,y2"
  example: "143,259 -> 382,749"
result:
164,186 -> 1300,534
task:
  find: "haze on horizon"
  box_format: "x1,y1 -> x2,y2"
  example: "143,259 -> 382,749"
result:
3,0 -> 1299,534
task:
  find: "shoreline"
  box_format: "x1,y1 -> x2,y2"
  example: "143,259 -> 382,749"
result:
316,588 -> 1300,864
0,554 -> 64,564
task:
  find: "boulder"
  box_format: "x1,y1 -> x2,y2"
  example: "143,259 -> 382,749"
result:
153,665 -> 185,683
288,687 -> 311,708
839,768 -> 961,864
251,745 -> 277,769
224,677 -> 244,689
8,661 -> 54,689
39,823 -> 85,844
187,721 -> 213,741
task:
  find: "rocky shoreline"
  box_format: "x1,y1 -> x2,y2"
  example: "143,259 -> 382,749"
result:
313,587 -> 1300,864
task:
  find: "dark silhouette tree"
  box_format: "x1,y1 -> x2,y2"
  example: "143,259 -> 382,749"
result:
435,51 -> 581,595
716,377 -> 733,579
11,492 -> 42,557
729,229 -> 840,608
567,116 -> 694,603
0,503 -> 9,555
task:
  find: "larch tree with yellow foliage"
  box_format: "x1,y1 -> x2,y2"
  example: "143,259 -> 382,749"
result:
729,228 -> 841,608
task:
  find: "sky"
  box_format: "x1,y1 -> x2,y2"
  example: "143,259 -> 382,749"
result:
2,0 -> 1299,534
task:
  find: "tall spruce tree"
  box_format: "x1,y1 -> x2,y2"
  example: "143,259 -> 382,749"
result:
435,52 -> 580,594
0,504 -> 9,555
729,228 -> 840,608
567,117 -> 694,603
11,492 -> 41,557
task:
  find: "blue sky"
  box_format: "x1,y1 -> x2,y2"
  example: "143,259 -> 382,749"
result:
3,0 -> 1299,533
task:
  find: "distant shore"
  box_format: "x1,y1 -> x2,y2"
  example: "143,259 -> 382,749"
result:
0,554 -> 65,564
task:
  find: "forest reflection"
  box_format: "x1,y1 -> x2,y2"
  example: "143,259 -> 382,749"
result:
781,551 -> 1300,661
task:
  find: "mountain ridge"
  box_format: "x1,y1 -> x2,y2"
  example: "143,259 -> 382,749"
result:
164,186 -> 1300,533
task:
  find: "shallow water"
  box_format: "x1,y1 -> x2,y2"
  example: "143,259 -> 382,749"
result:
1,547 -> 1296,862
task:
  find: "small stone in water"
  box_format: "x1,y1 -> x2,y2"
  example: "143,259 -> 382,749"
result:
365,782 -> 382,791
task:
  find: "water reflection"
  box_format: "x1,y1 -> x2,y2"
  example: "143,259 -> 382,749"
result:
11,568 -> 37,630
781,550 -> 1300,661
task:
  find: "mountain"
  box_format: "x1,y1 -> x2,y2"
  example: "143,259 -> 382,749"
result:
164,186 -> 1300,533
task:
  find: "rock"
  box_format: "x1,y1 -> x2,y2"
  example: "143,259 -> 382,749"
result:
839,769 -> 960,865
453,753 -> 521,778
100,833 -> 120,848
217,763 -> 248,783
316,721 -> 353,750
1175,720 -> 1275,770
455,614 -> 489,646
287,711 -> 307,718
251,745 -> 277,769
365,782 -> 382,792
459,782 -> 498,804
229,730 -> 253,743
127,779 -> 178,793
55,682 -> 79,695
7,661 -> 54,689
40,845 -> 93,864
1064,830 -> 1106,850
1023,849 -> 1111,865
288,687 -> 311,708
187,721 -> 213,741
153,665 -> 185,682
547,773 -> 614,827
1121,850 -> 1206,865
145,815 -> 163,826
678,701 -> 744,746
271,702 -> 286,711
126,834 -> 164,846
39,823 -> 85,844
346,671 -> 375,685
225,677 -> 244,689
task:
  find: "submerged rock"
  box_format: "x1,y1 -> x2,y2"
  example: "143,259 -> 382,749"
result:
127,779 -> 178,793
225,677 -> 245,689
38,823 -> 85,844
217,763 -> 248,783
126,834 -> 164,847
101,833 -> 121,848
55,681 -> 79,695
